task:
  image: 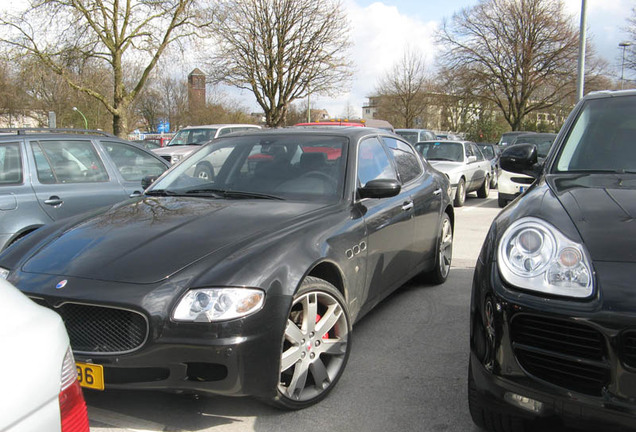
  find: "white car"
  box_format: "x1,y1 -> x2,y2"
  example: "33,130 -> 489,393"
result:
415,140 -> 492,207
497,133 -> 556,207
0,278 -> 89,432
152,124 -> 261,178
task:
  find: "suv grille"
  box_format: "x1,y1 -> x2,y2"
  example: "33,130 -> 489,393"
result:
510,314 -> 609,396
32,299 -> 148,355
622,330 -> 636,369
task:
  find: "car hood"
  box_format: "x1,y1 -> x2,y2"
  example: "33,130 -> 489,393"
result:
427,161 -> 464,173
549,174 -> 636,263
21,197 -> 328,284
152,145 -> 200,156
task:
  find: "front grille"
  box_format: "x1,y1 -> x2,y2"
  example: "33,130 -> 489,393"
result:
511,314 -> 609,396
622,330 -> 636,369
33,300 -> 148,355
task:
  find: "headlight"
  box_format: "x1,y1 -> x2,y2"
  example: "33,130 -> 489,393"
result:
0,267 -> 9,280
173,288 -> 265,322
497,217 -> 593,298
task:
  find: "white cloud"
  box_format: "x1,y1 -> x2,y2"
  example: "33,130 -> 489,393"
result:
313,1 -> 439,118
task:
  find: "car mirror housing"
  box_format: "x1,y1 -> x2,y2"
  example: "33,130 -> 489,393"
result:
359,179 -> 401,199
467,155 -> 477,163
500,143 -> 541,178
141,175 -> 160,189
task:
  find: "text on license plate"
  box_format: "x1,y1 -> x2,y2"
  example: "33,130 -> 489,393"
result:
76,362 -> 105,390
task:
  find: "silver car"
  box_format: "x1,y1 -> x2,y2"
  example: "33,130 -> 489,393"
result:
0,129 -> 170,251
152,124 -> 261,179
415,140 -> 491,207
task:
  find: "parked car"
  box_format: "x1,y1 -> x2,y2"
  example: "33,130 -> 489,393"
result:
152,124 -> 262,169
0,278 -> 89,432
497,133 -> 556,207
476,143 -> 501,188
295,118 -> 395,132
0,128 -> 454,410
435,132 -> 461,140
415,140 -> 491,207
0,129 -> 170,251
395,128 -> 437,144
496,130 -> 535,147
469,90 -> 636,431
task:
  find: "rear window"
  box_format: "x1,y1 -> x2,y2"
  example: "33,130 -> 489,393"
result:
0,142 -> 22,184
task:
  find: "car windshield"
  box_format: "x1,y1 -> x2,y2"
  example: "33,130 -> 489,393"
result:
167,129 -> 218,146
555,96 -> 636,173
415,142 -> 464,162
395,131 -> 418,144
511,135 -> 555,158
149,134 -> 347,202
479,145 -> 495,159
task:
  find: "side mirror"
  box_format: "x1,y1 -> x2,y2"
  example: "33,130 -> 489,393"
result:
500,144 -> 540,178
467,155 -> 477,163
141,175 -> 159,189
359,179 -> 401,199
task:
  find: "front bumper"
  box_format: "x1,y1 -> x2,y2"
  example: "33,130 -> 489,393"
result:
470,258 -> 636,430
13,273 -> 290,398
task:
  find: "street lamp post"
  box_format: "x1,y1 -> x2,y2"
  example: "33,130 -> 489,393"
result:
72,106 -> 88,129
619,42 -> 633,90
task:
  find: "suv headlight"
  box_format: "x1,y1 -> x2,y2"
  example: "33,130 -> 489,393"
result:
497,217 -> 593,298
173,288 -> 265,322
0,267 -> 9,280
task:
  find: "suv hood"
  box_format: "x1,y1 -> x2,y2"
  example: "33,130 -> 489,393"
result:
152,145 -> 200,157
22,197 -> 327,284
550,174 -> 636,263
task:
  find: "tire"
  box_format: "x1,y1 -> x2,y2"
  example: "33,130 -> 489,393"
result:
498,196 -> 507,208
271,276 -> 352,409
477,175 -> 490,198
468,360 -> 527,432
422,213 -> 452,284
454,178 -> 466,207
194,162 -> 214,181
490,172 -> 498,189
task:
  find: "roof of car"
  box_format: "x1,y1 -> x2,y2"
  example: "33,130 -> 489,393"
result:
0,128 -> 117,139
178,124 -> 261,130
218,126 -> 392,140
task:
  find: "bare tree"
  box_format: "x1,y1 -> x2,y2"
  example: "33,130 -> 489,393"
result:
375,48 -> 430,128
0,0 -> 214,136
209,0 -> 352,127
624,7 -> 636,80
438,0 -> 585,131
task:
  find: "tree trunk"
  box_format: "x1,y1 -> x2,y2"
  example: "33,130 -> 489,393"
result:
112,111 -> 128,138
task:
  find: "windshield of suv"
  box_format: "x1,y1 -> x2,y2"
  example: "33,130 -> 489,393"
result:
395,131 -> 418,144
415,142 -> 464,162
511,135 -> 556,158
149,134 -> 347,202
555,96 -> 636,173
167,129 -> 218,146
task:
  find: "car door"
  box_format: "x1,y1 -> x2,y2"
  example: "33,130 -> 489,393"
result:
99,140 -> 169,195
463,143 -> 481,190
470,143 -> 489,188
29,138 -> 130,221
358,136 -> 415,304
382,136 -> 441,266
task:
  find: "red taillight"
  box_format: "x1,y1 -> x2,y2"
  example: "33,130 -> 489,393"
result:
59,348 -> 89,432
59,380 -> 89,432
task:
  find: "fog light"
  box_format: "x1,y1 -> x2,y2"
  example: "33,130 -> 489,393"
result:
504,392 -> 543,413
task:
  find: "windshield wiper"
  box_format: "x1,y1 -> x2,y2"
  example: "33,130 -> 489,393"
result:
145,189 -> 179,196
428,157 -> 457,162
185,188 -> 284,200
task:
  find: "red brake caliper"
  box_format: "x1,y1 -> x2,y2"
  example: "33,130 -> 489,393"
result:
315,314 -> 329,339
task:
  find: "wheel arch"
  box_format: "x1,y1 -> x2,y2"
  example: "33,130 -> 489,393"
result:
304,260 -> 346,300
5,225 -> 43,251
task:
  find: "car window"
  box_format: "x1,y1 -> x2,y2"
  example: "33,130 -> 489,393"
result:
381,137 -> 422,183
102,141 -> 167,181
556,96 -> 636,172
151,134 -> 347,203
471,144 -> 485,161
416,142 -> 464,162
358,137 -> 397,187
465,144 -> 475,159
31,140 -> 109,184
168,129 -> 217,146
0,142 -> 22,184
217,128 -> 234,136
395,131 -> 418,144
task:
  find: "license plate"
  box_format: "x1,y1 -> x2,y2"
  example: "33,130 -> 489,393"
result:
76,362 -> 105,390
519,186 -> 525,193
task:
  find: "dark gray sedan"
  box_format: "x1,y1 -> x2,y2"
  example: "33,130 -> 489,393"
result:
0,129 -> 169,251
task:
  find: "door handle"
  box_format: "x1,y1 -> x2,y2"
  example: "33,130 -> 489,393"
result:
402,201 -> 414,211
44,196 -> 63,206
433,189 -> 442,196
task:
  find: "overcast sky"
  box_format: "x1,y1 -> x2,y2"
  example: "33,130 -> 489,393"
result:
301,0 -> 635,118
